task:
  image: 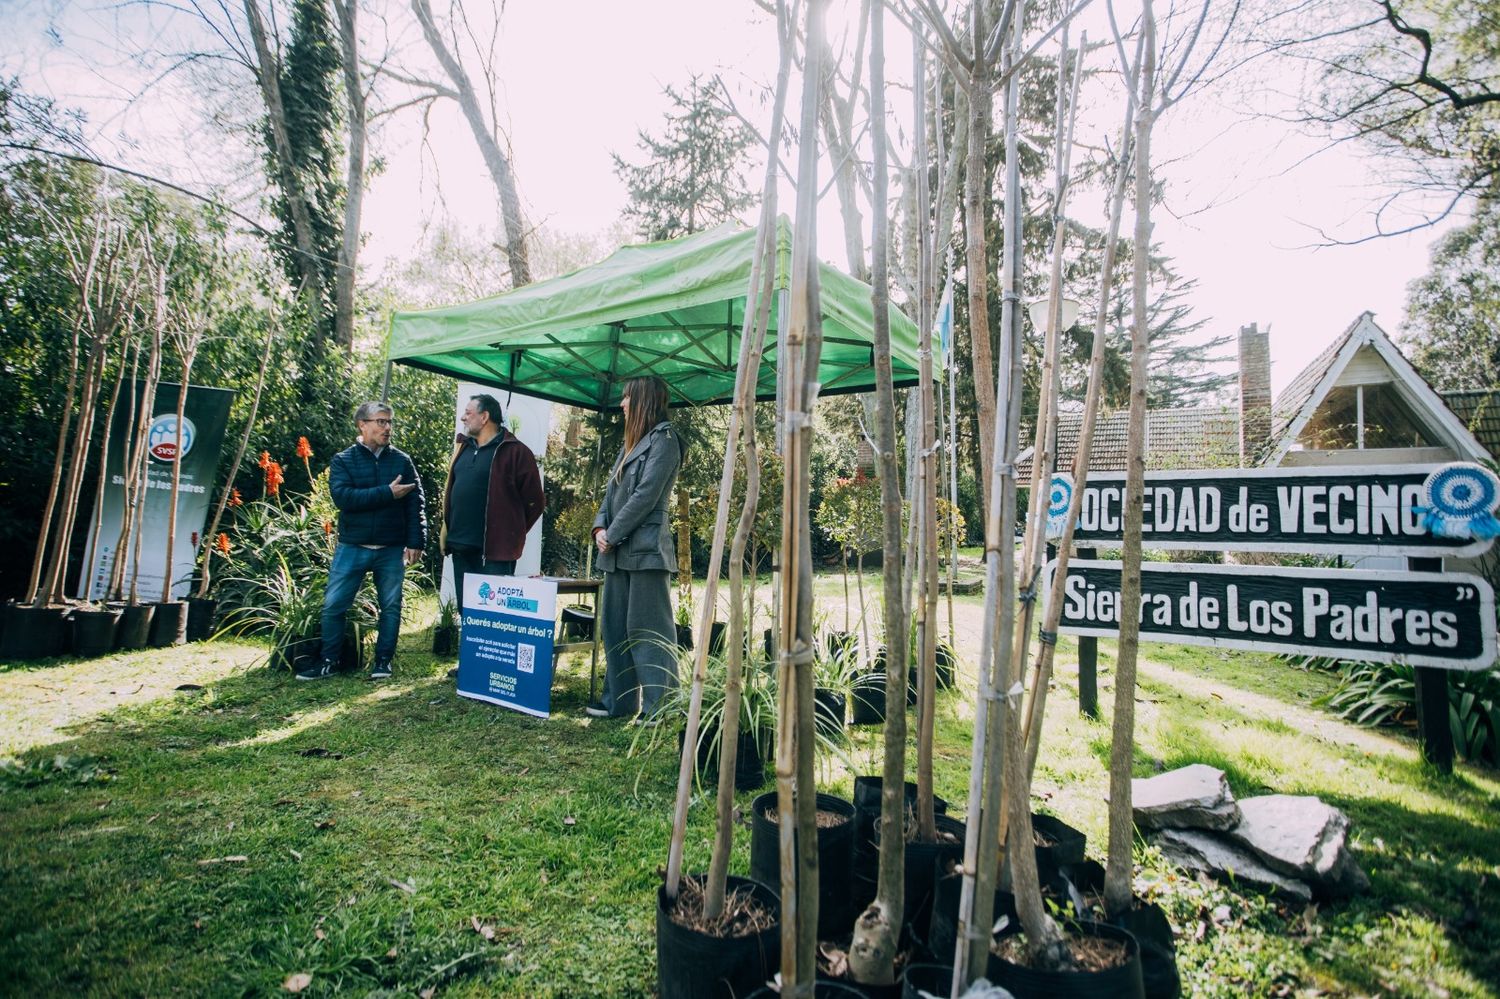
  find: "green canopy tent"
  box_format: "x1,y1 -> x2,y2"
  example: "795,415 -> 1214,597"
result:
387,218 -> 927,410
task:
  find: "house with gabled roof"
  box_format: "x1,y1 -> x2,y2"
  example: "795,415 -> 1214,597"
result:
1019,312 -> 1494,478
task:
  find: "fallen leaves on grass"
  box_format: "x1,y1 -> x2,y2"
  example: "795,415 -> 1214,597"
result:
314,818 -> 336,830
563,815 -> 576,827
197,856 -> 248,865
388,877 -> 416,894
282,972 -> 312,993
297,747 -> 345,760
469,916 -> 517,942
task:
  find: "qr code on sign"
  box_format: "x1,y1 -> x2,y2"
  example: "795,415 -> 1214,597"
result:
516,644 -> 535,674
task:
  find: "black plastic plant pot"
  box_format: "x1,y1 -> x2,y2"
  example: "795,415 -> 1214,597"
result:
676,623 -> 695,651
147,601 -> 187,648
272,634 -> 320,673
850,669 -> 886,726
116,604 -> 155,651
823,630 -> 856,662
656,874 -> 780,999
934,643 -> 957,690
988,919 -> 1145,999
185,598 -> 217,642
338,629 -> 365,672
708,621 -> 728,656
432,624 -> 457,657
748,791 -> 856,938
902,963 -> 955,999
560,604 -> 594,640
681,725 -> 768,793
880,813 -> 967,936
927,862 -> 1017,965
814,688 -> 847,730
71,607 -> 122,658
1111,900 -> 1180,999
2,604 -> 70,660
851,777 -> 948,881
1031,812 -> 1088,882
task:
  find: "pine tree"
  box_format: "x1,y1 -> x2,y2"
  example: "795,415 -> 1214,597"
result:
612,76 -> 756,241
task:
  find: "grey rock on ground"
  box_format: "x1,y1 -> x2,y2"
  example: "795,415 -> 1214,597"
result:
1132,763 -> 1242,832
1230,794 -> 1370,898
1151,827 -> 1314,903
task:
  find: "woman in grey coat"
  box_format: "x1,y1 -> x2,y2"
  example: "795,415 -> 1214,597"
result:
586,376 -> 683,720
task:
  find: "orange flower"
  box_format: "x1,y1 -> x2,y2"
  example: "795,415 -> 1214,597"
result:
229,488 -> 243,507
215,533 -> 231,555
257,451 -> 271,470
323,521 -> 334,536
265,460 -> 285,497
296,436 -> 313,460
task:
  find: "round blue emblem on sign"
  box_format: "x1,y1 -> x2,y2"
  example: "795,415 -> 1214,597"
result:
1419,462 -> 1500,540
1046,472 -> 1075,539
147,414 -> 196,463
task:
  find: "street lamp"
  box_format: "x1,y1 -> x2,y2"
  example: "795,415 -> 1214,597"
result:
1027,296 -> 1081,333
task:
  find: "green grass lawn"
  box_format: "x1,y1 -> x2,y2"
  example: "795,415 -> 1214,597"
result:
2,575 -> 1498,997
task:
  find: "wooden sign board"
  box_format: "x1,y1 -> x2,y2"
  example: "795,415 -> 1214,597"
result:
1044,559 -> 1497,670
1059,465 -> 1494,557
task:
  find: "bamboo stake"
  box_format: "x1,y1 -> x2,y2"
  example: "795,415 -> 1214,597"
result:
107,325 -> 144,602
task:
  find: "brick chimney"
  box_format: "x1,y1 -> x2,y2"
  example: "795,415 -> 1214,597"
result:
1238,323 -> 1272,466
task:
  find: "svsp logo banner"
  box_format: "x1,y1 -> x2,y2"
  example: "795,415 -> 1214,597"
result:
458,575 -> 558,717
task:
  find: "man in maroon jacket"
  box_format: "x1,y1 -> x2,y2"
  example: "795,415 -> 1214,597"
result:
442,393 -> 545,605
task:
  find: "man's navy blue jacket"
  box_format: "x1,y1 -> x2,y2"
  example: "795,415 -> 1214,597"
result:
328,442 -> 427,550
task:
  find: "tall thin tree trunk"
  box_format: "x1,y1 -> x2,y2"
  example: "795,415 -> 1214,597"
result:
332,0 -> 366,351
1023,66 -> 1139,780
665,0 -> 792,913
912,28 -> 940,845
27,317 -> 83,605
78,335 -> 133,599
849,0 -> 906,985
161,361 -> 194,603
963,0 -> 996,515
705,243 -> 775,913
244,0 -> 322,297
410,0 -> 532,286
775,3 -> 826,991
1106,0 -> 1157,917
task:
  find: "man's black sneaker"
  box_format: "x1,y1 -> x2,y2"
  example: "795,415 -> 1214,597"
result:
369,659 -> 393,680
584,702 -> 610,718
295,659 -> 337,681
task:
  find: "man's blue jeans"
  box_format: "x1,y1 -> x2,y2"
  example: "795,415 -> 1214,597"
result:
321,543 -> 405,664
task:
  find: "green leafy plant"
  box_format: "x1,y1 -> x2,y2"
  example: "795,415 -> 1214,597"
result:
1322,661 -> 1500,765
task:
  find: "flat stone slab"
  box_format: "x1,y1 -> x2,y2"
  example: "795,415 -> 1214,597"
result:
1152,827 -> 1313,903
1132,764 -> 1241,831
1230,795 -> 1369,898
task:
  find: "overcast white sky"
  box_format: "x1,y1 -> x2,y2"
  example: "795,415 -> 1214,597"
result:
3,0 -> 1456,396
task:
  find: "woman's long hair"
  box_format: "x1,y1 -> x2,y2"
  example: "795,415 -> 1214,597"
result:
616,375 -> 670,480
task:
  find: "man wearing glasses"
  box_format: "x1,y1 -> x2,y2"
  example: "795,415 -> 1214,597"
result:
297,401 -> 426,682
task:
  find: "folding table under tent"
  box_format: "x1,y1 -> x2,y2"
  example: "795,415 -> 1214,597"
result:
386,218 -> 928,411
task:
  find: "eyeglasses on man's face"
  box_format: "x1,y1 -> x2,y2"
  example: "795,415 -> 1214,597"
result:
363,418 -> 394,427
